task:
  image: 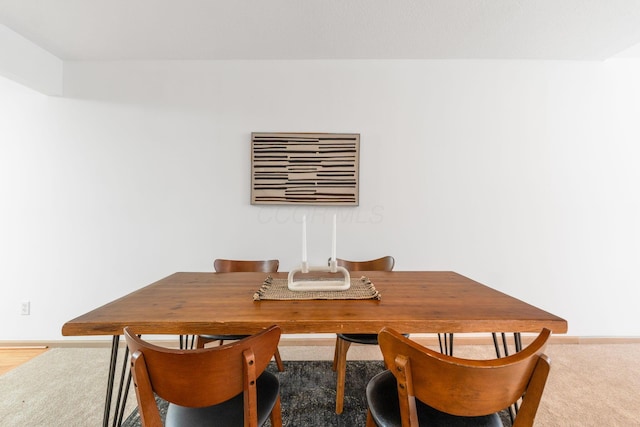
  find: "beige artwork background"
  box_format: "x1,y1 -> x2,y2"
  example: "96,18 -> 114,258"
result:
251,132 -> 360,206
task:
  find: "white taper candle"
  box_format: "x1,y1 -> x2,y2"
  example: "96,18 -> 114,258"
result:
302,215 -> 307,263
331,214 -> 336,262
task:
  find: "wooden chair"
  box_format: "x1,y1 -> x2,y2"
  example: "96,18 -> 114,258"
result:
331,256 -> 395,414
195,259 -> 285,372
124,325 -> 283,427
365,327 -> 551,427
213,259 -> 280,273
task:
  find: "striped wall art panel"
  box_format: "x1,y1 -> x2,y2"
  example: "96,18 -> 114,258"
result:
251,132 -> 360,206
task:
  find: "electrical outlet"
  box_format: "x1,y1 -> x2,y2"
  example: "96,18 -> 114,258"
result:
21,301 -> 30,315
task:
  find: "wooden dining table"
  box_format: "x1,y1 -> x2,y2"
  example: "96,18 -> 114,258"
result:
62,270 -> 567,427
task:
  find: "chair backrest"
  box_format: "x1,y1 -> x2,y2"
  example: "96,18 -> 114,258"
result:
124,325 -> 281,427
378,327 -> 551,427
334,256 -> 395,271
214,259 -> 279,273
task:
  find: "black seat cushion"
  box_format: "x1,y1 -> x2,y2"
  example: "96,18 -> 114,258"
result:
198,334 -> 249,341
366,370 -> 503,427
338,333 -> 380,345
338,333 -> 409,345
165,371 -> 279,427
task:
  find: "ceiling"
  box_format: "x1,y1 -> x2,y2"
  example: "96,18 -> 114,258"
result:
2,0 -> 640,61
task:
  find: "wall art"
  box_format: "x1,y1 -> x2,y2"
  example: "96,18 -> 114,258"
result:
251,132 -> 359,206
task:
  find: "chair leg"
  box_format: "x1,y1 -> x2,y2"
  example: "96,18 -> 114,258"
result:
366,409 -> 377,427
332,335 -> 341,371
196,336 -> 226,349
195,335 -> 206,349
195,335 -> 219,349
335,337 -> 351,414
274,348 -> 285,372
269,395 -> 283,427
196,337 -> 284,371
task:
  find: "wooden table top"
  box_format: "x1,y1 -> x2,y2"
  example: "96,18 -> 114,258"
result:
61,271 -> 567,337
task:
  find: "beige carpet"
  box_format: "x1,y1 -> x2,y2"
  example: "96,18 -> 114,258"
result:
1,343 -> 639,426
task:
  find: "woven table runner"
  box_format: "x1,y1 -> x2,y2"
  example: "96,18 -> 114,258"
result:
253,276 -> 381,301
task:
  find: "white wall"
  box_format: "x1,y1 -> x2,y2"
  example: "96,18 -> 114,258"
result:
1,59 -> 639,341
0,24 -> 63,96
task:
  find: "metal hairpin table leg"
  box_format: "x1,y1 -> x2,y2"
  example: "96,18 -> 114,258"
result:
103,336 -> 120,427
437,333 -> 454,356
492,332 -> 523,424
492,333 -> 501,357
102,335 -> 133,427
514,332 -> 522,352
179,334 -> 196,349
112,345 -> 131,427
501,333 -> 510,356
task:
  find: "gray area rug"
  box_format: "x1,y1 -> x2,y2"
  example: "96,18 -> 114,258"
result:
5,344 -> 639,426
123,360 -> 384,426
122,360 -> 512,426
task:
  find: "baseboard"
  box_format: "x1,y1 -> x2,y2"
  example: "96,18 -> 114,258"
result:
0,345 -> 48,349
2,334 -> 639,349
